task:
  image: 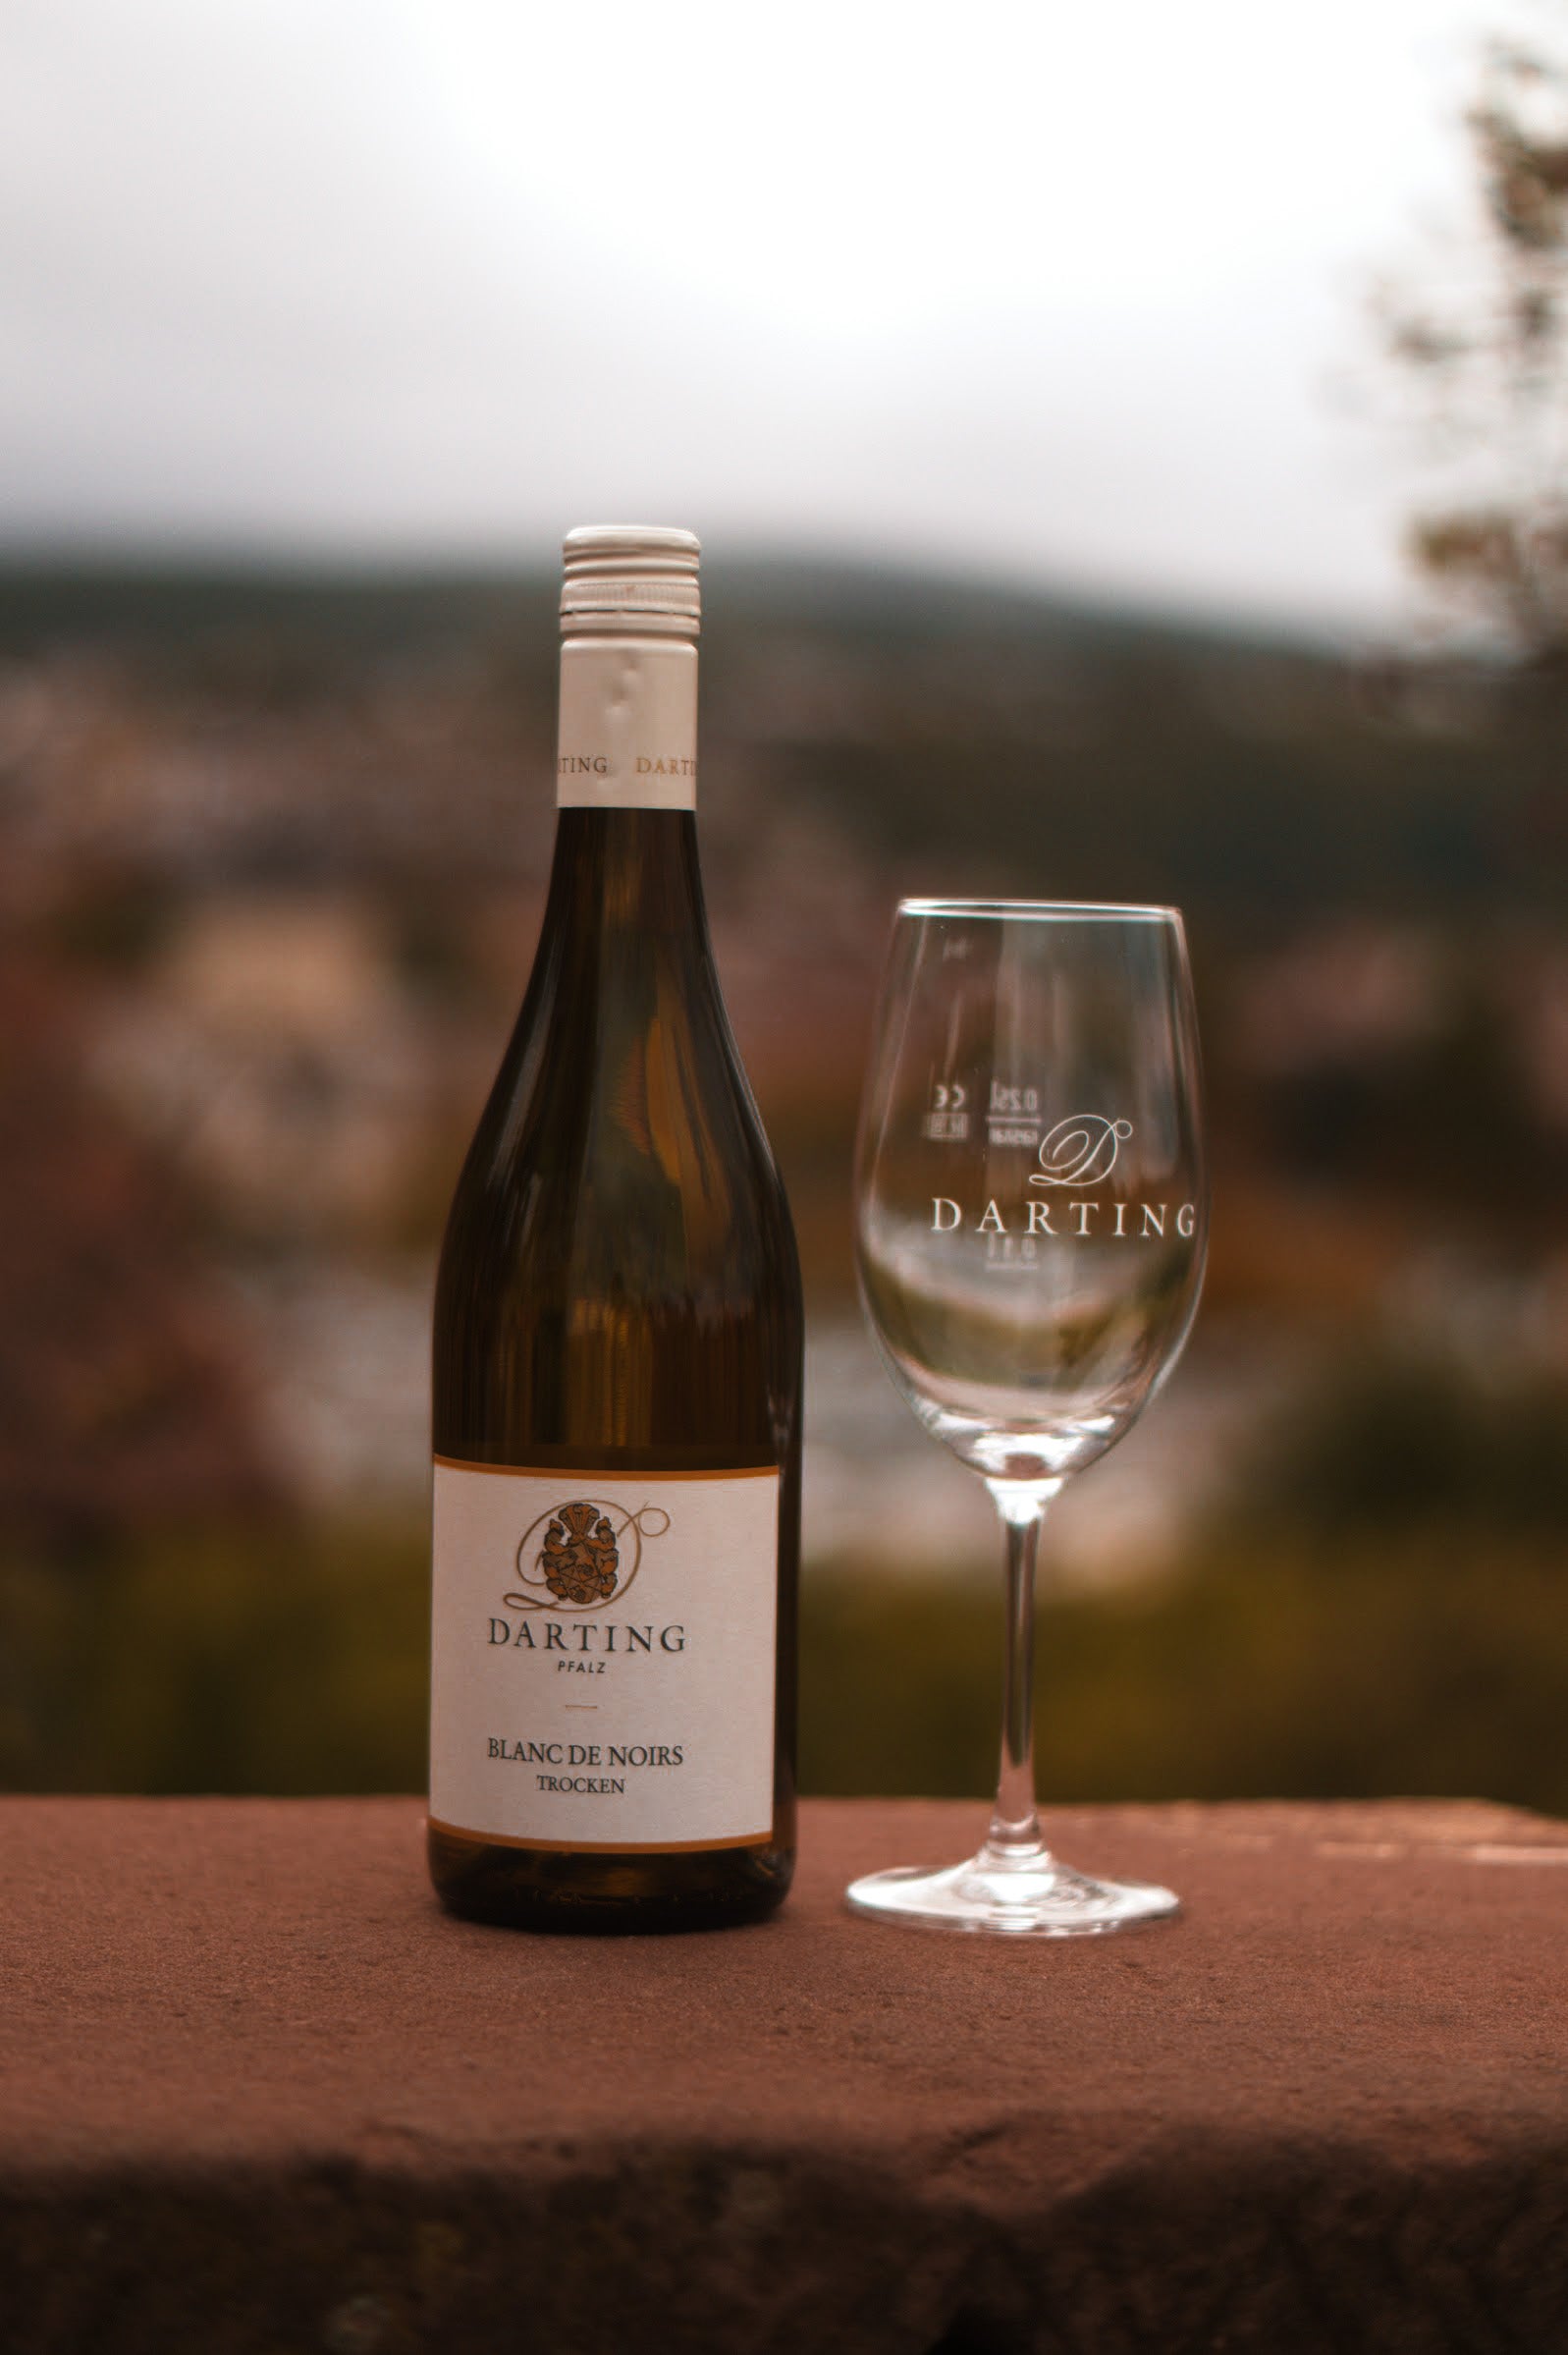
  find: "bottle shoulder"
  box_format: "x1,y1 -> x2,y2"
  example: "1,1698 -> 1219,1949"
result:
437,966 -> 800,1310
433,1013 -> 802,1454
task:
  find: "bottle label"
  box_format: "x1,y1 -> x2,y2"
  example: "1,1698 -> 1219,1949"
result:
429,1459 -> 779,1850
556,639 -> 698,810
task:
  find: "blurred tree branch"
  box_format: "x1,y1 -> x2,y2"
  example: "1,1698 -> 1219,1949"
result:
1383,35 -> 1568,683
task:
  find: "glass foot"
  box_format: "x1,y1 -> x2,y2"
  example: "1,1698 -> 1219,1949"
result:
845,1842 -> 1179,1938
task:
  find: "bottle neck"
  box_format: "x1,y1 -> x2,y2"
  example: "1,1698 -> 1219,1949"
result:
541,806 -> 712,952
556,631 -> 698,813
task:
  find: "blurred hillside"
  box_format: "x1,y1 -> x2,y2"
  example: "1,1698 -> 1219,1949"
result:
4,558 -> 1561,917
3,559 -> 1567,1802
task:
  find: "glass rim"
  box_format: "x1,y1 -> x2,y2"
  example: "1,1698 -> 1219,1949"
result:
895,896 -> 1185,924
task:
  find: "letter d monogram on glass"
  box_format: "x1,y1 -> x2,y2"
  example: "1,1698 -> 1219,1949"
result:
1030,1115 -> 1132,1187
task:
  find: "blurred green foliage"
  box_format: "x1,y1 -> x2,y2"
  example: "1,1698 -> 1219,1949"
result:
5,1529 -> 1566,1814
0,1523 -> 429,1796
808,1340 -> 1568,1820
1233,1348 -> 1568,1541
803,1538 -> 1568,1815
6,1347 -> 1568,1815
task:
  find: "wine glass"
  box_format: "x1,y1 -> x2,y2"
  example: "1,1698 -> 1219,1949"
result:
848,900 -> 1207,1935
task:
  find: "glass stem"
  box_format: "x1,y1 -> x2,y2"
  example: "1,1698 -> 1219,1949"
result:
983,1477 -> 1063,1861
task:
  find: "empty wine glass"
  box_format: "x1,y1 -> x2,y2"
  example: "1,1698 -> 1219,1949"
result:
848,900 -> 1207,1935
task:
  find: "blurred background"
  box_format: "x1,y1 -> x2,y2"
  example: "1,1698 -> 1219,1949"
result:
5,0 -> 1568,1811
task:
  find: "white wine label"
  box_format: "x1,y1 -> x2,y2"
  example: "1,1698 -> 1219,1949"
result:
429,1460 -> 779,1851
556,639 -> 698,810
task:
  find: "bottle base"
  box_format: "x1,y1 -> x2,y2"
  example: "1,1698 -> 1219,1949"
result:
427,1821 -> 793,1935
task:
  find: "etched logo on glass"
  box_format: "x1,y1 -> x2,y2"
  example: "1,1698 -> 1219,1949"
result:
1029,1115 -> 1133,1187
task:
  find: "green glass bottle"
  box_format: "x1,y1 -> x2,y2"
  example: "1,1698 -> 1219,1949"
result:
428,527 -> 801,1931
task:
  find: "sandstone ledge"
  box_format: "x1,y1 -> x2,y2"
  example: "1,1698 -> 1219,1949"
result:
2,1794 -> 1567,2353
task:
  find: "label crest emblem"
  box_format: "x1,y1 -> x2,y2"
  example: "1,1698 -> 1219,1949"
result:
504,1498 -> 672,1614
541,1501 -> 620,1605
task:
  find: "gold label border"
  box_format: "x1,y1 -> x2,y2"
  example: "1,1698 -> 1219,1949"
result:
427,1814 -> 771,1855
433,1456 -> 780,1483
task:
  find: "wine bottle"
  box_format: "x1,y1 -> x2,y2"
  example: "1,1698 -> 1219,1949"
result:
427,525 -> 802,1932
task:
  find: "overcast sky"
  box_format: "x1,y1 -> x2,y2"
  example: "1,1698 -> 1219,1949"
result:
0,0 -> 1522,628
